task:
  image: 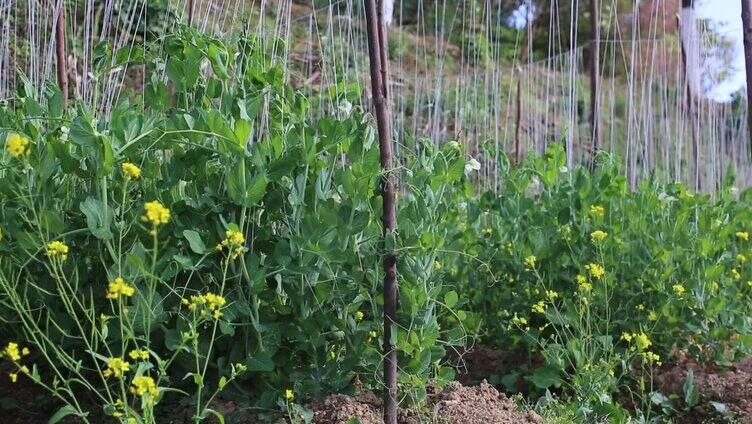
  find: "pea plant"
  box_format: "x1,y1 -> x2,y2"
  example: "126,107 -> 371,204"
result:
0,27 -> 471,422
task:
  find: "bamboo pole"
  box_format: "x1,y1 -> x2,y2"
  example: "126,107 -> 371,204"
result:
588,0 -> 600,168
55,0 -> 68,108
514,66 -> 522,163
742,0 -> 752,157
189,0 -> 195,26
678,15 -> 701,191
363,0 -> 398,423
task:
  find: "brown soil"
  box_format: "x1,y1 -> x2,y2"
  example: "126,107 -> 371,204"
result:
657,356 -> 752,423
309,380 -> 542,424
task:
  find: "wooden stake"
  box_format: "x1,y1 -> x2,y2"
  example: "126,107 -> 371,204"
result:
188,0 -> 195,26
55,0 -> 68,108
742,0 -> 752,158
363,0 -> 398,423
588,0 -> 600,168
678,15 -> 701,191
514,66 -> 522,163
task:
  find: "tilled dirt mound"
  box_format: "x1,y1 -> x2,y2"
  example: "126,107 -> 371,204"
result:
310,381 -> 543,424
657,357 -> 752,423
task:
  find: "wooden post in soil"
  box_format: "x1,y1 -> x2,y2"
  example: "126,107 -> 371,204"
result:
55,0 -> 68,108
363,0 -> 398,423
588,0 -> 600,169
514,66 -> 522,163
188,0 -> 195,26
742,0 -> 752,157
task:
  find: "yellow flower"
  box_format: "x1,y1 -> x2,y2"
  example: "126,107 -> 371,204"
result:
643,351 -> 661,365
482,227 -> 493,236
21,347 -> 29,356
648,311 -> 658,321
636,304 -> 645,311
589,204 -> 605,217
130,375 -> 159,397
590,230 -> 608,242
672,283 -> 686,297
634,332 -> 652,350
3,342 -> 21,361
367,330 -> 378,343
5,133 -> 29,157
217,227 -> 245,259
184,292 -> 225,318
355,311 -> 364,321
732,269 -> 742,280
45,240 -> 69,261
284,389 -> 294,400
511,316 -> 528,326
106,277 -> 135,300
524,255 -> 537,269
738,254 -> 748,263
585,263 -> 605,279
128,349 -> 149,361
103,357 -> 130,379
736,231 -> 749,241
121,162 -> 142,179
575,274 -> 587,285
142,201 -> 170,227
531,300 -> 546,314
9,372 -> 18,383
545,290 -> 559,301
620,332 -> 633,342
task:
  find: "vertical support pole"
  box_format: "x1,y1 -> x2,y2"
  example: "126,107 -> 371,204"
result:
55,0 -> 68,108
678,15 -> 701,191
514,66 -> 523,163
364,0 -> 398,423
588,0 -> 600,168
188,0 -> 195,26
742,0 -> 752,158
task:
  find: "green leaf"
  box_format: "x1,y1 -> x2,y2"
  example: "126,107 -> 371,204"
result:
529,366 -> 564,389
246,351 -> 275,372
444,291 -> 458,308
80,197 -> 113,240
48,405 -> 80,424
183,230 -> 207,254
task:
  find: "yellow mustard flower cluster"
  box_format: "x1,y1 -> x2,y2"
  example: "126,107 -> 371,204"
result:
216,227 -> 245,259
557,225 -> 572,239
129,349 -> 149,361
284,389 -> 294,400
130,375 -> 159,398
621,331 -> 652,350
103,357 -> 130,379
1,342 -> 29,362
589,204 -> 605,217
585,263 -> 605,279
355,311 -> 364,321
643,351 -> 661,366
367,330 -> 378,343
106,277 -> 135,300
576,274 -> 592,293
142,201 -> 170,227
590,230 -> 608,242
510,315 -> 530,331
0,342 -> 31,383
524,255 -> 537,269
672,283 -> 686,297
737,231 -> 749,241
531,300 -> 547,314
5,133 -> 29,157
121,162 -> 142,180
181,292 -> 227,319
45,240 -> 69,261
732,268 -> 742,280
